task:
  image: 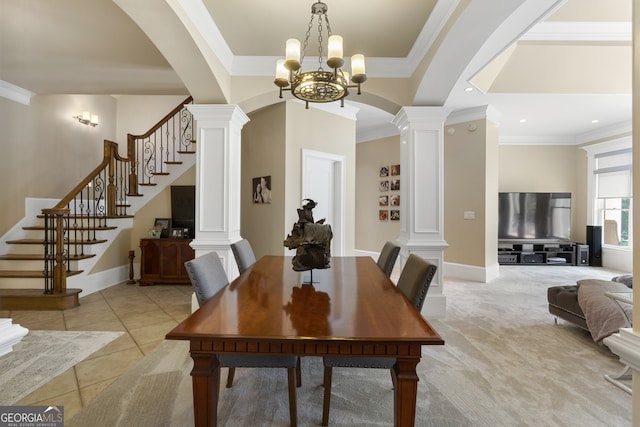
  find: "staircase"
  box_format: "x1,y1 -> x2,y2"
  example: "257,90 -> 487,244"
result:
0,97 -> 195,310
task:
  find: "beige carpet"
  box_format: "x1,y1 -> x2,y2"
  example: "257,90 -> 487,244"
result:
69,266 -> 632,426
0,330 -> 123,405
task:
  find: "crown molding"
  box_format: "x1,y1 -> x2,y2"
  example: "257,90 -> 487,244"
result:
446,105 -> 502,126
521,21 -> 631,42
0,80 -> 34,105
356,125 -> 399,144
575,120 -> 632,145
499,135 -> 578,145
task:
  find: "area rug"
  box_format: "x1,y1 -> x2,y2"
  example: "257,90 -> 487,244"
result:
0,330 -> 123,405
69,266 -> 633,427
69,339 -> 472,427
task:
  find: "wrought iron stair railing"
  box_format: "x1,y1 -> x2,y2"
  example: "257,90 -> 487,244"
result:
41,97 -> 193,298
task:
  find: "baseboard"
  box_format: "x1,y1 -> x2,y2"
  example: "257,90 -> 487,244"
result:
69,265 -> 129,297
443,261 -> 500,283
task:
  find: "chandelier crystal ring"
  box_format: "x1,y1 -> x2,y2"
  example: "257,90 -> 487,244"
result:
274,1 -> 367,108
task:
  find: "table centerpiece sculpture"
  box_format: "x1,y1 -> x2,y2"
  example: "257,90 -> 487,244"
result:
283,199 -> 332,280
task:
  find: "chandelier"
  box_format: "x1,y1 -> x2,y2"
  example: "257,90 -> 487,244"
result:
274,1 -> 367,108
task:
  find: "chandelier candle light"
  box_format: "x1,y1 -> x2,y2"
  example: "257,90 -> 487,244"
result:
274,1 -> 367,108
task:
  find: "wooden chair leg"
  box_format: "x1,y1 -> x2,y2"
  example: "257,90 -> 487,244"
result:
287,367 -> 298,427
296,357 -> 302,387
226,367 -> 236,388
322,366 -> 333,426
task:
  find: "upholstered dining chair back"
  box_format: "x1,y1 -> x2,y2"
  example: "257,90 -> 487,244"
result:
231,238 -> 257,273
184,251 -> 229,307
320,254 -> 437,426
184,250 -> 300,426
376,241 -> 401,278
396,254 -> 437,312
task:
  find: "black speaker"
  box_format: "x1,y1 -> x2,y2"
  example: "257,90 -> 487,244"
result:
576,244 -> 589,266
586,225 -> 602,267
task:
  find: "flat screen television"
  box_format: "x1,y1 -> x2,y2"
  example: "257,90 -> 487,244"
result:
498,192 -> 571,241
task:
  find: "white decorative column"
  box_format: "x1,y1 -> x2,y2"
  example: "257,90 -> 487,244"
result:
392,107 -> 452,318
0,319 -> 28,357
186,104 -> 249,280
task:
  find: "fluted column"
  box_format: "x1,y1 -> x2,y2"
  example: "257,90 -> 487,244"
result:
186,104 -> 249,279
392,107 -> 452,317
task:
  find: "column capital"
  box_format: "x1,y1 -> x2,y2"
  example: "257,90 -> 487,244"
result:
186,104 -> 249,128
392,106 -> 453,131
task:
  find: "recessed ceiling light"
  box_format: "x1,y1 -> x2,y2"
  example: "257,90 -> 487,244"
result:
519,119 -> 527,123
591,119 -> 599,123
464,87 -> 473,92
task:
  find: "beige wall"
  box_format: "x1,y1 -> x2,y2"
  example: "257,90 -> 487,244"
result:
241,103 -> 287,258
444,119 -> 496,267
355,136 -> 401,252
239,101 -> 356,257
285,101 -> 357,255
0,94 -> 117,236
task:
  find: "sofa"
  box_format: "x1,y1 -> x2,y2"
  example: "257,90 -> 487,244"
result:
548,275 -> 633,343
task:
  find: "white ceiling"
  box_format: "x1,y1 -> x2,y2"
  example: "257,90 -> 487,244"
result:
0,0 -> 632,144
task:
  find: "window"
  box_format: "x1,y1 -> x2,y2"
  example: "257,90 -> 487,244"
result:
593,148 -> 632,247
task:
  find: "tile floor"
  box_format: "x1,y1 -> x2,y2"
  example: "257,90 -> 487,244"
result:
0,282 -> 193,420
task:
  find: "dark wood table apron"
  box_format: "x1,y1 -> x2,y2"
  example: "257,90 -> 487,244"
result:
166,255 -> 444,427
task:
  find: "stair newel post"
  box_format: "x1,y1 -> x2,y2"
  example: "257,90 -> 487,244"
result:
42,207 -> 70,295
127,133 -> 140,196
106,141 -> 117,217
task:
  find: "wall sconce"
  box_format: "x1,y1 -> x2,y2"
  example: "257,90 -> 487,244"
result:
73,111 -> 99,127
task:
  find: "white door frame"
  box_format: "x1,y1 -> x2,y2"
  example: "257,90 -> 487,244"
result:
302,149 -> 345,256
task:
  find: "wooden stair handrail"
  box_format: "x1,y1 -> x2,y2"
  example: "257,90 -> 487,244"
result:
39,97 -> 195,301
54,140 -> 122,211
127,96 -> 193,140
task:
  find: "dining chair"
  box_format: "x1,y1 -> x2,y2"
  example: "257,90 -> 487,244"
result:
231,238 -> 257,274
376,241 -> 401,278
320,254 -> 437,426
185,251 -> 300,426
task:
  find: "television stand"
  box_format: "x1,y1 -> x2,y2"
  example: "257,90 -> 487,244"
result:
497,241 -> 580,266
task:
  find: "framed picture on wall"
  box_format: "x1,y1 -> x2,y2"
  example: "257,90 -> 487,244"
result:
154,218 -> 171,238
390,164 -> 400,176
379,210 -> 388,221
379,196 -> 388,206
390,180 -> 400,191
390,194 -> 400,206
253,176 -> 272,204
390,210 -> 400,221
379,180 -> 389,192
380,166 -> 389,177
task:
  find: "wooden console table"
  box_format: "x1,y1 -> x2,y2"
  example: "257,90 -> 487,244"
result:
139,238 -> 194,285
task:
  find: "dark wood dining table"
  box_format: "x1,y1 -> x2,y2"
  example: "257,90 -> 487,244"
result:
166,255 -> 444,426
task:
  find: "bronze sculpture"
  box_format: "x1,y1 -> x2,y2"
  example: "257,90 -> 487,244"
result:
283,199 -> 332,272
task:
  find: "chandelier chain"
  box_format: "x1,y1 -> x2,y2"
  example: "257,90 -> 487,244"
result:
316,17 -> 324,69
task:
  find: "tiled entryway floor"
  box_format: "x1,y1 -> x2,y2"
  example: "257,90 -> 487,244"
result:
0,283 -> 193,420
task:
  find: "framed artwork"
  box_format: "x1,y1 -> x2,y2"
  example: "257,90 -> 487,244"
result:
390,180 -> 400,191
390,210 -> 400,221
253,176 -> 272,204
379,180 -> 389,192
390,194 -> 400,206
154,218 -> 171,238
378,195 -> 388,206
379,166 -> 389,177
379,210 -> 388,221
390,164 -> 400,176
148,226 -> 163,239
171,228 -> 184,238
